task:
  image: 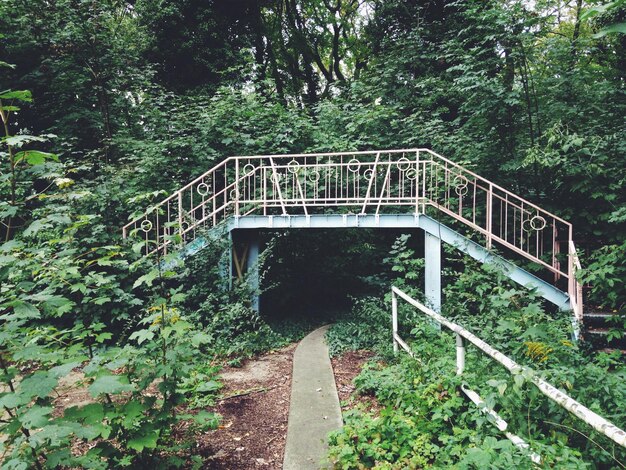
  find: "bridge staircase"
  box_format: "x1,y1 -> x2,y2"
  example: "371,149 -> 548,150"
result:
122,149 -> 586,335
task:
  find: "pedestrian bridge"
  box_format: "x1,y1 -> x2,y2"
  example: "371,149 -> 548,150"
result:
122,149 -> 583,328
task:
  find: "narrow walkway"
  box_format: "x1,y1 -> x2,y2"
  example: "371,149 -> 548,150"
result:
283,325 -> 343,470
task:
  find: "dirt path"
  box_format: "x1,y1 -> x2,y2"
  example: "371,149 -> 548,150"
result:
330,350 -> 376,412
198,344 -> 296,469
40,342 -> 374,469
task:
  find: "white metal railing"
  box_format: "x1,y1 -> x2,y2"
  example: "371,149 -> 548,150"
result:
122,149 -> 582,316
391,286 -> 626,463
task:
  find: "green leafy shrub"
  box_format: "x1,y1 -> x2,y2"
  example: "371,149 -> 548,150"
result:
327,238 -> 626,469
581,240 -> 626,311
326,297 -> 391,357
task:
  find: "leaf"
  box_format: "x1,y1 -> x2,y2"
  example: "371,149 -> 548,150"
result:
28,423 -> 74,447
190,411 -> 220,430
121,400 -> 146,428
49,361 -> 82,379
0,392 -> 25,409
5,301 -> 40,320
129,329 -> 155,345
73,422 -> 111,440
0,90 -> 32,102
20,371 -> 58,399
26,293 -> 74,314
44,449 -> 73,468
89,375 -> 134,397
95,332 -> 112,343
190,332 -> 212,346
64,403 -> 111,438
520,325 -> 550,340
127,429 -> 160,451
3,134 -> 49,148
0,459 -> 29,470
20,405 -> 53,429
23,219 -> 52,237
65,403 -> 104,424
195,380 -> 222,393
132,269 -> 158,289
594,22 -> 626,37
0,203 -> 19,219
14,150 -> 58,165
64,406 -> 112,439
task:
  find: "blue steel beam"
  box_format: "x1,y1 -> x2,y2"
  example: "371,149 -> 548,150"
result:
416,215 -> 571,311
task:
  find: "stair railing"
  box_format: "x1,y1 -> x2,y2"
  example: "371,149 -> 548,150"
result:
391,286 -> 626,459
122,149 -> 583,316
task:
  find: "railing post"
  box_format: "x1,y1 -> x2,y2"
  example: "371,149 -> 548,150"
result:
415,150 -> 420,214
456,334 -> 465,375
247,233 -> 261,312
263,166 -> 267,216
235,159 -> 240,216
392,289 -> 398,354
486,183 -> 493,250
177,191 -> 183,245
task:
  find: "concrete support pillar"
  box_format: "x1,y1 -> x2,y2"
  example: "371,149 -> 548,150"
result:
246,235 -> 260,313
227,232 -> 233,291
215,230 -> 233,290
424,231 -> 442,314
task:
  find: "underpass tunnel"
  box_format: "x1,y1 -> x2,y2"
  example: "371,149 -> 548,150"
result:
230,228 -> 426,324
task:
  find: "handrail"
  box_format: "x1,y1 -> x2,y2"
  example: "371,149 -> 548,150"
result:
121,148 -> 583,320
391,286 -> 626,452
123,149 -> 571,229
216,148 -> 571,226
421,149 -> 571,225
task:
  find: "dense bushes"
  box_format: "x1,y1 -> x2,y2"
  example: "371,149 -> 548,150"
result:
326,238 -> 626,469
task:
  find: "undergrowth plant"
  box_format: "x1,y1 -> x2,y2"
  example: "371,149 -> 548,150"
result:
0,86 -> 223,468
327,236 -> 626,469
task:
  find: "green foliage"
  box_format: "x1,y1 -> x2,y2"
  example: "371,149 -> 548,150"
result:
327,238 -> 626,469
580,240 -> 626,310
384,234 -> 424,297
1,0 -> 625,466
326,297 -> 390,357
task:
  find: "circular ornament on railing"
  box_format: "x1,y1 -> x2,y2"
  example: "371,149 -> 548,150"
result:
287,159 -> 300,174
347,158 -> 361,172
181,221 -> 189,231
243,163 -> 255,175
405,168 -> 418,180
530,215 -> 547,231
521,217 -> 532,233
140,220 -> 153,233
396,157 -> 411,171
453,175 -> 469,189
455,185 -> 469,196
230,189 -> 238,200
271,172 -> 283,184
308,170 -> 321,182
196,182 -> 210,196
364,169 -> 374,181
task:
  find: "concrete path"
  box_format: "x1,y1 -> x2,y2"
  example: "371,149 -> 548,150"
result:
283,325 -> 343,470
